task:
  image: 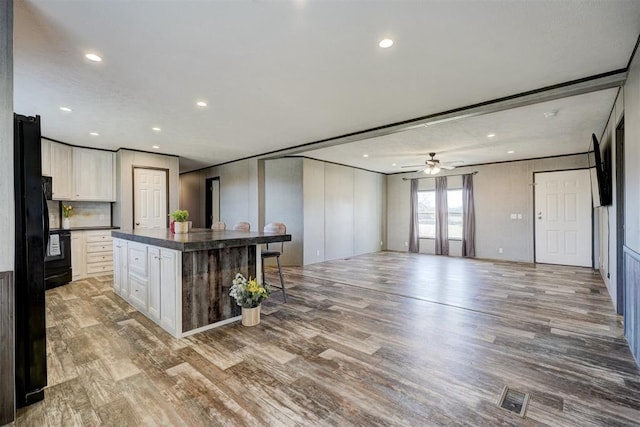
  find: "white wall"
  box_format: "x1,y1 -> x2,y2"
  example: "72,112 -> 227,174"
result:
179,158 -> 262,230
264,158 -> 304,266
595,89 -> 624,309
303,158 -> 386,264
386,154 -> 589,262
626,48 -> 640,255
114,149 -> 180,229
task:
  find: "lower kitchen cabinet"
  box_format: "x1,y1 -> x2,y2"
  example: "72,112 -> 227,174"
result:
112,238 -> 180,336
71,230 -> 113,280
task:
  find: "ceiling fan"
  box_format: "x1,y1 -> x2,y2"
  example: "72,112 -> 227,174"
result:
401,152 -> 458,175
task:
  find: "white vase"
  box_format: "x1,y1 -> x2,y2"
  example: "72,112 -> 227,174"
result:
241,306 -> 261,326
62,217 -> 70,229
174,221 -> 189,234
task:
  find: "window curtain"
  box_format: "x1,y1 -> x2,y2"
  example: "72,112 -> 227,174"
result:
409,178 -> 420,253
435,176 -> 449,255
462,173 -> 476,257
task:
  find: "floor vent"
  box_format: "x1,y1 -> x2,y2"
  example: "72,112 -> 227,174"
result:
497,386 -> 530,417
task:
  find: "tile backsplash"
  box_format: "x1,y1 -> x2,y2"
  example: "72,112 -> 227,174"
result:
48,201 -> 111,228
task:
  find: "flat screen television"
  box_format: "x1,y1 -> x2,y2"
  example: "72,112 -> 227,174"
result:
588,133 -> 611,207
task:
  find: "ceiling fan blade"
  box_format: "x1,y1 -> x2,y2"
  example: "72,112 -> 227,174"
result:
440,165 -> 456,170
426,160 -> 436,165
401,165 -> 425,168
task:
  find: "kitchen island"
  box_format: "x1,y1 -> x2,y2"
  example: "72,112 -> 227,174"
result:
111,228 -> 291,338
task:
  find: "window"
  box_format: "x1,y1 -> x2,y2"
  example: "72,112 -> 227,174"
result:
417,189 -> 463,239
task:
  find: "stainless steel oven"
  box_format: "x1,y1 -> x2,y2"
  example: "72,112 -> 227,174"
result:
45,230 -> 72,289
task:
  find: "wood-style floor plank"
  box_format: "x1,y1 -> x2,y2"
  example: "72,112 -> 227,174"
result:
11,252 -> 640,426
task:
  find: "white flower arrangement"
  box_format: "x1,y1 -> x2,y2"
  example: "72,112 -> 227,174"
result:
229,273 -> 269,308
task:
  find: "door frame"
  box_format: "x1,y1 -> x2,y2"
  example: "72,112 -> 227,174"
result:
132,166 -> 170,229
204,177 -> 220,229
532,167 -> 593,266
616,118 -> 625,315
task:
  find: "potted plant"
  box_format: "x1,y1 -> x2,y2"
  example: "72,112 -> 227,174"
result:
229,273 -> 270,326
62,204 -> 73,229
169,209 -> 189,234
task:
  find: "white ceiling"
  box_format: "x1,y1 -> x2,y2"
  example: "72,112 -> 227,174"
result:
13,1 -> 640,173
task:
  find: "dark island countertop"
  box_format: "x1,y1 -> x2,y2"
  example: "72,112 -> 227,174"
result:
112,228 -> 292,252
51,226 -> 120,232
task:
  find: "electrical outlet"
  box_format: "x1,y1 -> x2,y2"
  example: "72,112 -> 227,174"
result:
316,250 -> 320,257
517,213 -> 522,219
99,214 -> 105,220
510,213 -> 517,220
380,241 -> 383,246
404,242 -> 408,246
498,248 -> 503,254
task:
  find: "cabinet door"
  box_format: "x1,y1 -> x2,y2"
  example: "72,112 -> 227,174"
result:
71,231 -> 85,281
73,148 -> 115,201
112,239 -> 128,295
128,273 -> 148,312
41,139 -> 51,177
160,249 -> 178,332
51,142 -> 73,200
148,246 -> 161,321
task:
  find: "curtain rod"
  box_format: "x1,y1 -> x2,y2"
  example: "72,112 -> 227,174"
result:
402,171 -> 478,181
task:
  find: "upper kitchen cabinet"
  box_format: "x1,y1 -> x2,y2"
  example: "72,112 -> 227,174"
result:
41,139 -> 51,177
73,147 -> 116,201
50,142 -> 73,200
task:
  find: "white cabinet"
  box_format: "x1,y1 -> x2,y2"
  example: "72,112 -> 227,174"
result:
148,247 -> 161,321
71,231 -> 85,281
113,240 -> 180,336
159,249 -> 178,332
113,239 -> 128,296
127,242 -> 149,311
73,147 -> 115,201
85,231 -> 113,275
71,230 -> 113,280
41,139 -> 51,177
50,142 -> 73,200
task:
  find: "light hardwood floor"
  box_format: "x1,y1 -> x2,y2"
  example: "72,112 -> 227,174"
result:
12,252 -> 640,426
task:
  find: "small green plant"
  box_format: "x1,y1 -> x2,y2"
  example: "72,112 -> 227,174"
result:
169,209 -> 189,222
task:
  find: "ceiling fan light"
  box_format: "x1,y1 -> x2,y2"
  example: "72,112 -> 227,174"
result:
431,166 -> 441,174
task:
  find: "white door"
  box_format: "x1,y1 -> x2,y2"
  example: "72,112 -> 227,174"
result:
535,169 -> 592,267
134,168 -> 168,229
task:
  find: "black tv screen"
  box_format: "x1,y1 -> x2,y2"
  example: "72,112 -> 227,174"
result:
588,133 -> 611,207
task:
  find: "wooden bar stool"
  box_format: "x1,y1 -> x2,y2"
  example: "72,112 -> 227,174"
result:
211,221 -> 226,230
261,222 -> 287,302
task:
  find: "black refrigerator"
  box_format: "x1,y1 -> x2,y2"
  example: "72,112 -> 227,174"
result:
14,114 -> 48,407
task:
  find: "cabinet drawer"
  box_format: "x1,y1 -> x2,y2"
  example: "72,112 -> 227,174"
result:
87,253 -> 113,264
85,231 -> 113,243
129,273 -> 148,309
86,242 -> 112,253
128,243 -> 148,277
86,262 -> 113,274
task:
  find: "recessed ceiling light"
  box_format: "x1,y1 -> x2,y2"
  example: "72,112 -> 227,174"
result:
196,101 -> 208,107
85,53 -> 102,62
89,132 -> 99,136
59,106 -> 72,112
507,150 -> 515,154
544,110 -> 558,118
363,154 -> 369,158
152,127 -> 161,132
152,145 -> 160,149
487,133 -> 496,138
379,38 -> 394,48
392,163 -> 397,166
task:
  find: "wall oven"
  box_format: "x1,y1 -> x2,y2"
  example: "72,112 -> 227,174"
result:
45,230 -> 72,289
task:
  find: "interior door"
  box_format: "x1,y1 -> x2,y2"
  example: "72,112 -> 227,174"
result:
205,177 -> 220,229
134,168 -> 168,229
535,169 -> 592,267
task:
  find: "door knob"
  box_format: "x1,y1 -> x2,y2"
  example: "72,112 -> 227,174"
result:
537,212 -> 542,220
136,222 -> 140,226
